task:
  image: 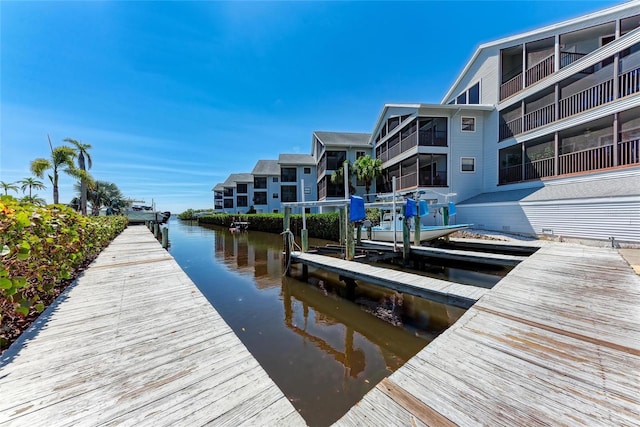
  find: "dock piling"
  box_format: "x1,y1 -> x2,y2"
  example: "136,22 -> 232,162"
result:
161,226 -> 169,249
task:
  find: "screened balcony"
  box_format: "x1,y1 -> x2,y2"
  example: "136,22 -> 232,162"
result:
498,18 -> 640,101
376,154 -> 447,193
499,45 -> 640,141
499,110 -> 640,185
376,118 -> 447,164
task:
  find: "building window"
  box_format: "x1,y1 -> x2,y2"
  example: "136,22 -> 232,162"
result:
281,167 -> 297,182
461,157 -> 475,172
273,177 -> 279,183
236,183 -> 248,194
356,151 -> 366,159
281,185 -> 297,202
224,188 -> 234,197
272,193 -> 279,199
253,192 -> 267,205
254,177 -> 267,189
303,167 -> 311,174
456,93 -> 467,104
237,195 -> 248,207
223,199 -> 233,208
468,82 -> 480,104
461,117 -> 476,132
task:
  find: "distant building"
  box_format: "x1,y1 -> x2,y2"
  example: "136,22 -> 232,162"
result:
312,131 -> 372,207
278,154 -> 318,213
251,159 -> 281,213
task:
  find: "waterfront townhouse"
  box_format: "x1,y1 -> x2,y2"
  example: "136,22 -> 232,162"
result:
443,1 -> 640,242
369,2 -> 640,242
371,103 -> 493,226
312,131 -> 372,205
251,159 -> 281,213
278,154 -> 318,213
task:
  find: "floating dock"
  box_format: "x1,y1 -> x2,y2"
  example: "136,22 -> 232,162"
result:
0,226 -> 303,426
290,252 -> 489,309
335,243 -> 640,425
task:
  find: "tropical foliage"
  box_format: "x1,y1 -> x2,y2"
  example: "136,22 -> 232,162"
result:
17,177 -> 46,198
0,196 -> 128,350
0,181 -> 19,196
65,138 -> 93,215
30,137 -> 84,204
330,160 -> 355,195
198,212 -> 341,240
82,180 -> 127,215
353,155 -> 382,201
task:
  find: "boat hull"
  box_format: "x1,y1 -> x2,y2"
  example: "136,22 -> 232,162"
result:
368,224 -> 470,243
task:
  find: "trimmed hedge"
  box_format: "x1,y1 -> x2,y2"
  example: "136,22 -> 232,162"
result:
197,212 -> 341,241
0,196 -> 128,349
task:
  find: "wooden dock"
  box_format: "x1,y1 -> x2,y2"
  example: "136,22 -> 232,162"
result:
290,252 -> 489,309
335,243 -> 640,426
0,226 -> 304,426
359,240 -> 530,266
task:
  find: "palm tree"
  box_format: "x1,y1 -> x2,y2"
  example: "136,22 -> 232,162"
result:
30,135 -> 91,205
353,155 -> 382,202
65,138 -> 93,215
86,180 -> 126,215
18,177 -> 46,198
21,194 -> 47,206
330,160 -> 356,196
0,181 -> 19,195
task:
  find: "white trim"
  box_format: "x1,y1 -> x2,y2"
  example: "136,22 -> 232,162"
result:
460,157 -> 476,173
461,116 -> 476,132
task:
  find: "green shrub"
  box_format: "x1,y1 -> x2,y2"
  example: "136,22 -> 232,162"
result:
198,212 -> 341,240
0,196 -> 128,349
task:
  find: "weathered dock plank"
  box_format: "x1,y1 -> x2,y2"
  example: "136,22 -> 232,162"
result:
336,242 -> 640,426
291,252 -> 488,308
0,226 -> 305,426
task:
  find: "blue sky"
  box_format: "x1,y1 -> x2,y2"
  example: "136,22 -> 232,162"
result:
1,0 -> 621,213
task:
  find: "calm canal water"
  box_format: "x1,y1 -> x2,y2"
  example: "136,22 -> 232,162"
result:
167,219 -> 496,426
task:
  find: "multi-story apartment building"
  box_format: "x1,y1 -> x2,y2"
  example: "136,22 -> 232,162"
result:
278,154 -> 318,212
250,159 -> 281,213
212,173 -> 254,214
312,131 -> 372,203
371,2 -> 640,241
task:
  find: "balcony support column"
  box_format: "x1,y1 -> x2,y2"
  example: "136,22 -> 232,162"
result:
521,142 -> 526,181
614,52 -> 620,99
554,83 -> 560,121
613,112 -> 619,167
522,43 -> 527,89
554,132 -> 559,176
554,34 -> 560,72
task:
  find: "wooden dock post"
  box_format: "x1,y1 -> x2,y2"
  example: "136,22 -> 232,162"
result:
283,206 -> 292,277
338,208 -> 345,245
345,205 -> 355,261
153,222 -> 159,238
402,207 -> 411,265
301,179 -> 309,252
161,226 -> 169,249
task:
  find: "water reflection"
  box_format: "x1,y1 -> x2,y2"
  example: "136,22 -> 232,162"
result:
168,220 -> 483,426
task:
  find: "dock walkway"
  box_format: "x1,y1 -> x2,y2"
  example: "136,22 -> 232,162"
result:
0,226 -> 304,426
336,242 -> 640,425
291,252 -> 488,308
